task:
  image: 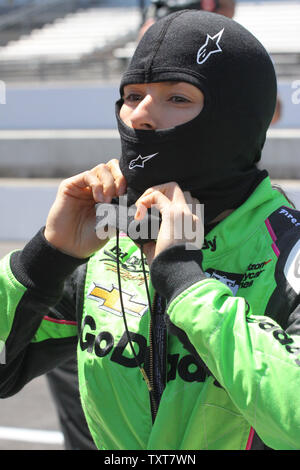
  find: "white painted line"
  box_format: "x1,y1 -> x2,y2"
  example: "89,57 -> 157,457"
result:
0,129 -> 119,139
0,128 -> 297,140
0,426 -> 64,445
267,129 -> 300,139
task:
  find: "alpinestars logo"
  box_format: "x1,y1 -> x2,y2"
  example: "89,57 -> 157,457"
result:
129,152 -> 158,169
197,28 -> 224,64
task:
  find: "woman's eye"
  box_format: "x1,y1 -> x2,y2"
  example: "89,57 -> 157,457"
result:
169,95 -> 190,103
124,93 -> 142,102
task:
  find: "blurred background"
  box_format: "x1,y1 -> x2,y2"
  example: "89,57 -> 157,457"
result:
0,0 -> 299,450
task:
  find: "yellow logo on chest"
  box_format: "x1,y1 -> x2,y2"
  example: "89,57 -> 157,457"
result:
88,283 -> 148,318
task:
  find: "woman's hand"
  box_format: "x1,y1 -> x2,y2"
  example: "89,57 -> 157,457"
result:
134,182 -> 204,265
44,159 -> 126,259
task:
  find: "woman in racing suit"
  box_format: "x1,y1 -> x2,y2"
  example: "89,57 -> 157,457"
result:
0,10 -> 299,450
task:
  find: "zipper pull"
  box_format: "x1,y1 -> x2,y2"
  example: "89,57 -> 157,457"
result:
140,367 -> 153,392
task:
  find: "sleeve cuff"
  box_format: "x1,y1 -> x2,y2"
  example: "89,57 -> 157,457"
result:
12,228 -> 88,293
150,243 -> 207,304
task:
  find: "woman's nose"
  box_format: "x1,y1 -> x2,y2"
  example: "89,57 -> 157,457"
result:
129,95 -> 158,130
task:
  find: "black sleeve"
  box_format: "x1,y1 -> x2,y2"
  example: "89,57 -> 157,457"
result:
0,228 -> 88,397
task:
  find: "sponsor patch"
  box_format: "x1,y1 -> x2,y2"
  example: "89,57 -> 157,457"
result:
205,268 -> 243,295
279,208 -> 300,227
88,282 -> 148,317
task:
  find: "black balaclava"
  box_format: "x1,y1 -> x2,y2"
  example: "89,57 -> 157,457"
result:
116,10 -> 277,224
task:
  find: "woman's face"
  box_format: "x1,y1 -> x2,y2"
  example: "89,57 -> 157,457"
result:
120,81 -> 205,130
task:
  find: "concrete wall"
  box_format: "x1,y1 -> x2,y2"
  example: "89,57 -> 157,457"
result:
0,84 -> 120,130
0,179 -> 58,240
259,129 -> 300,178
0,128 -> 299,179
0,81 -> 299,130
0,82 -> 298,178
0,129 -> 121,177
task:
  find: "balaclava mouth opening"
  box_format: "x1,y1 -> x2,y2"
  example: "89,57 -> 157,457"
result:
116,9 -> 277,224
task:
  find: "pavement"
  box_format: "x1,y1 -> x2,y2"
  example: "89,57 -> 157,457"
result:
0,375 -> 64,450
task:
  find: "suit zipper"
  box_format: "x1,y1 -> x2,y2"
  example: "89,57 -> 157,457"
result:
148,292 -> 168,423
149,319 -> 158,421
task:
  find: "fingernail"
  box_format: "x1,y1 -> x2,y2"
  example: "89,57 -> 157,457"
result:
117,185 -> 125,196
135,206 -> 140,220
97,192 -> 104,203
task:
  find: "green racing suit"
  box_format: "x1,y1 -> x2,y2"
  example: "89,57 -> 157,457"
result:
0,176 -> 299,450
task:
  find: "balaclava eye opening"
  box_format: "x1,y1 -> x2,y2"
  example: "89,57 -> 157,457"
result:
116,10 -> 277,223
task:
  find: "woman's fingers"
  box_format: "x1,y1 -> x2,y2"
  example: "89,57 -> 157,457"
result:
136,182 -> 187,206
90,160 -> 127,201
106,159 -> 127,196
91,163 -> 117,202
135,190 -> 171,220
60,160 -> 126,204
135,182 -> 194,221
134,182 -> 204,256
